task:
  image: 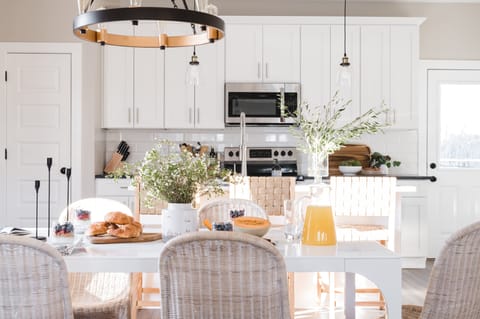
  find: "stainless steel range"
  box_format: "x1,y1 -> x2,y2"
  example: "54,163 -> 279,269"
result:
222,147 -> 298,176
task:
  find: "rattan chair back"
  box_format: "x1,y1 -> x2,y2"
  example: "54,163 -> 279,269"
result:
0,235 -> 74,318
159,231 -> 291,319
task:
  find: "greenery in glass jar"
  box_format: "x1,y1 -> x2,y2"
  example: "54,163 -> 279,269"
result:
289,92 -> 389,160
111,140 -> 231,206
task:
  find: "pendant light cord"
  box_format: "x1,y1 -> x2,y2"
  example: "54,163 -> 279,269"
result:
343,0 -> 347,57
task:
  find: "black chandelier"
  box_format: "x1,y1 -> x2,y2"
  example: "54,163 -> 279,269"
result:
73,0 -> 225,48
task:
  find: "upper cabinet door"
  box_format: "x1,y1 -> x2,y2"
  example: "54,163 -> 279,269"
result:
195,40 -> 225,129
134,22 -> 165,128
263,25 -> 300,83
164,23 -> 195,129
390,25 -> 418,129
225,24 -> 263,82
360,25 -> 390,114
301,25 -> 331,108
330,25 -> 361,125
103,22 -> 134,128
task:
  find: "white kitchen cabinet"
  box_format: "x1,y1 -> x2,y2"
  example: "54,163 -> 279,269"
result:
164,23 -> 224,129
300,25 -> 331,108
360,25 -> 390,114
103,23 -> 134,128
225,24 -> 300,83
103,22 -> 165,128
390,25 -> 418,129
398,181 -> 429,268
95,178 -> 135,213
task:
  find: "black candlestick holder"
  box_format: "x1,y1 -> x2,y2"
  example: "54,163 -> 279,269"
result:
34,180 -> 46,241
47,157 -> 52,237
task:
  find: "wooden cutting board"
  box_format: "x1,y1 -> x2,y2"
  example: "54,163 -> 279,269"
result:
87,232 -> 162,244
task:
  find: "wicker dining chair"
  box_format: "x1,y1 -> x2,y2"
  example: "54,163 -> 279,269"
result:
159,231 -> 291,319
0,235 -> 74,319
58,197 -> 133,319
197,198 -> 268,228
401,220 -> 480,319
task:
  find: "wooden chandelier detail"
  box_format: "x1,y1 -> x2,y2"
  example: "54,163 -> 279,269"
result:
73,7 -> 225,48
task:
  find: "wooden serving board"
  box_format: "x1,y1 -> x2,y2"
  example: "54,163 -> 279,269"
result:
87,232 -> 162,244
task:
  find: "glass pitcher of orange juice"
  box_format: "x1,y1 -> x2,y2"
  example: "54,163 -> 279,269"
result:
301,184 -> 337,246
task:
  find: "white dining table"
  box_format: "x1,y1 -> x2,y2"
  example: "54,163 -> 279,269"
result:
63,228 -> 401,319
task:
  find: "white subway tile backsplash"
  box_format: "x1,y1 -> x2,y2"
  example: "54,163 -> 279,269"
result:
104,127 -> 420,175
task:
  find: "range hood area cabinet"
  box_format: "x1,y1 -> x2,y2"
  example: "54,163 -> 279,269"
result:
225,24 -> 300,83
299,18 -> 422,130
164,24 -> 225,129
103,22 -> 165,129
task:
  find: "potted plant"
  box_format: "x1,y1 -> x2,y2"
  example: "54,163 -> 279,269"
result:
289,92 -> 388,183
113,140 -> 230,240
367,152 -> 401,175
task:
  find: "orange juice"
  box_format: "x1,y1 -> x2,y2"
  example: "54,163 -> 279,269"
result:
301,205 -> 337,246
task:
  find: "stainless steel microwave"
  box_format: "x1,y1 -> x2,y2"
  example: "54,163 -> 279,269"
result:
225,83 -> 301,125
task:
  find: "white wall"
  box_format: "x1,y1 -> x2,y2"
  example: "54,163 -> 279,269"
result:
1,1 -> 480,59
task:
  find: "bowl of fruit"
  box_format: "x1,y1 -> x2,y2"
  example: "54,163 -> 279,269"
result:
232,216 -> 271,237
51,221 -> 75,244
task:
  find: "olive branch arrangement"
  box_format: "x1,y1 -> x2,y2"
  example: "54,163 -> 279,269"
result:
289,92 -> 389,159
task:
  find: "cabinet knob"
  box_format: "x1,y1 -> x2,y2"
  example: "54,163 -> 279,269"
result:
430,162 -> 437,169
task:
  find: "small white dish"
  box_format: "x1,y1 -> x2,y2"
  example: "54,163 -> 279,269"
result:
338,166 -> 362,176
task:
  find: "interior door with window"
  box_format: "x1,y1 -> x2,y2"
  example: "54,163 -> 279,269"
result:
5,53 -> 71,227
427,69 -> 480,256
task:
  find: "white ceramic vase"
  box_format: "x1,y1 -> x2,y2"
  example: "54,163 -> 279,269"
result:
162,203 -> 198,241
380,164 -> 389,175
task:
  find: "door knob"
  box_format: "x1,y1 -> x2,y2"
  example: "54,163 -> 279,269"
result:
430,163 -> 437,169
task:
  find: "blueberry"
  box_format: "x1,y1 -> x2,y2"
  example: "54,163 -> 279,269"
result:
224,223 -> 233,231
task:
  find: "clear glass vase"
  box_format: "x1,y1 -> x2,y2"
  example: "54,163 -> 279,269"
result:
308,152 -> 329,184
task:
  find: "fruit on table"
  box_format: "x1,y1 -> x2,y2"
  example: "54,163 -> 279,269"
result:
203,219 -> 213,231
232,216 -> 271,237
75,209 -> 91,220
54,221 -> 74,236
212,221 -> 233,231
229,209 -> 245,219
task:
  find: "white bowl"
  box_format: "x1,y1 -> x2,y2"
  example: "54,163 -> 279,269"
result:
338,166 -> 362,176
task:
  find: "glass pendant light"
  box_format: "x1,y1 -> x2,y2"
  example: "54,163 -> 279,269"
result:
337,0 -> 352,95
187,47 -> 200,86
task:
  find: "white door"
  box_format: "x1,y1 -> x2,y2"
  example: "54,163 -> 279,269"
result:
5,53 -> 71,227
427,69 -> 480,256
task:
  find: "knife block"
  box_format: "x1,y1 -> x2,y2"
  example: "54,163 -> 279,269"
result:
104,152 -> 124,174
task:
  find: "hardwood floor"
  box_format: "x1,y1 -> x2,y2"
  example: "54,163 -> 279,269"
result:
136,259 -> 434,319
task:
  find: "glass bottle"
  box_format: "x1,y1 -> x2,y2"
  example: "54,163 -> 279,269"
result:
301,184 -> 337,246
271,159 -> 282,176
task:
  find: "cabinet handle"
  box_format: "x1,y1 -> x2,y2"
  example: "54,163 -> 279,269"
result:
120,186 -> 128,189
136,108 -> 139,124
393,109 -> 397,124
257,62 -> 261,79
196,108 -> 200,124
265,62 -> 269,79
128,108 -> 132,124
189,108 -> 193,124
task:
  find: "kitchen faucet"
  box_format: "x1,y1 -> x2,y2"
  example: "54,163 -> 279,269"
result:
240,112 -> 247,177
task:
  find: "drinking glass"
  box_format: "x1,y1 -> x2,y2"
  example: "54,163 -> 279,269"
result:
283,199 -> 303,241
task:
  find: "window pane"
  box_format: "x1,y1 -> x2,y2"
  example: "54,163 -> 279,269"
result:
439,84 -> 480,168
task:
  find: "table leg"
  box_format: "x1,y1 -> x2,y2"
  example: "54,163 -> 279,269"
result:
346,258 -> 401,319
344,272 -> 356,319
